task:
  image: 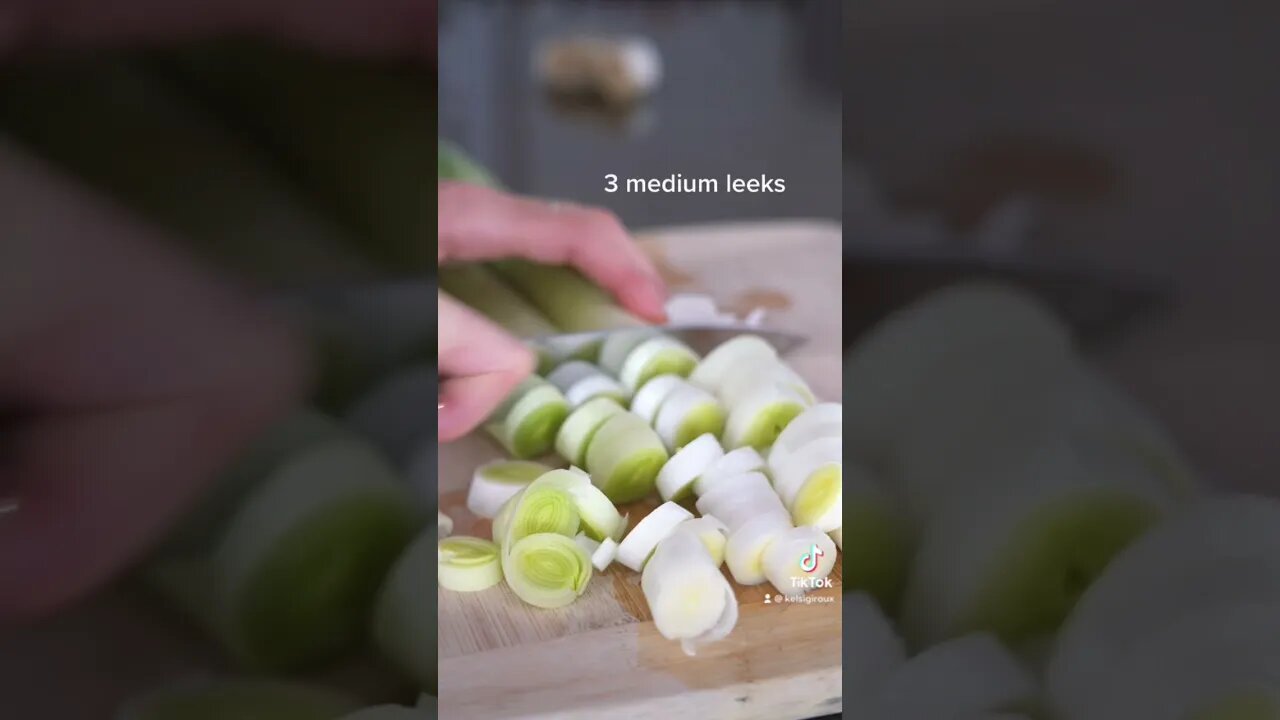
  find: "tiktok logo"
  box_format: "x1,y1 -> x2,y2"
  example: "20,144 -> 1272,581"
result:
799,543 -> 824,573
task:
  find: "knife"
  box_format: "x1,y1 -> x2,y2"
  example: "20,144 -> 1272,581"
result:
530,323 -> 808,359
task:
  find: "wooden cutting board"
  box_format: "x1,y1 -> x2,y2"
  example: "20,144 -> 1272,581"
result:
438,220 -> 844,720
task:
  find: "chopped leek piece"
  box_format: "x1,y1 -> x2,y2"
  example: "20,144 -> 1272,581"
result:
761,526 -> 838,598
502,532 -> 593,608
722,383 -> 808,450
653,384 -> 726,451
656,433 -> 725,501
584,412 -> 669,503
618,336 -> 699,392
600,328 -> 661,376
641,526 -> 738,656
438,536 -> 502,592
768,402 -> 842,470
616,502 -> 695,571
688,335 -> 778,396
592,537 -> 620,571
723,513 -> 792,586
677,516 -> 731,567
555,397 -> 625,467
693,446 -> 767,496
695,471 -> 788,534
629,373 -> 685,425
466,460 -> 552,519
484,377 -> 569,459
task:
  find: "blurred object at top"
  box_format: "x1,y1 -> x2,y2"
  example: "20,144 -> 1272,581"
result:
535,34 -> 662,107
438,0 -> 841,226
0,39 -> 435,290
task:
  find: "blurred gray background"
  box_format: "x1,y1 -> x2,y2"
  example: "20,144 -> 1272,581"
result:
439,0 -> 842,227
847,0 -> 1280,496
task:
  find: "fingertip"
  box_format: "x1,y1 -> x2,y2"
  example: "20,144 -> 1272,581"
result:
620,272 -> 669,324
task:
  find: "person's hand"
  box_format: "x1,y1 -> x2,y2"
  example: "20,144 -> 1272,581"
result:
437,181 -> 668,441
0,0 -> 432,622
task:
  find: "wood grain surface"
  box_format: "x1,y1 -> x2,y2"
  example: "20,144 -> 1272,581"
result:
438,220 -> 844,719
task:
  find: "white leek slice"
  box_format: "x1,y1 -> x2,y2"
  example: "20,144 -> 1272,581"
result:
874,634 -> 1039,719
629,373 -> 685,424
564,374 -> 629,408
688,334 -> 778,395
723,382 -> 808,450
466,460 -> 551,519
591,537 -> 619,572
845,592 -> 909,712
371,528 -> 438,695
534,468 -> 627,542
788,464 -> 843,533
899,437 -> 1172,648
484,378 -> 570,459
584,411 -> 669,503
501,532 -> 592,609
618,335 -> 699,392
616,501 -> 694,571
438,536 -> 502,592
490,479 -> 579,548
1047,495 -> 1280,720
116,679 -> 362,720
695,471 -> 786,533
693,446 -> 767,496
438,511 -> 453,538
545,360 -> 600,393
641,526 -> 737,656
771,434 -> 842,506
555,396 -> 624,467
724,513 -> 792,585
653,383 -> 726,451
830,527 -> 842,550
768,402 -> 843,470
600,327 -> 661,376
719,356 -> 817,407
655,433 -> 724,501
677,516 -> 730,567
762,525 -> 837,598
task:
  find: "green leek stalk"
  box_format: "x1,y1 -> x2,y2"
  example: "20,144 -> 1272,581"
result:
439,264 -> 557,338
144,410 -> 421,672
0,56 -> 378,288
491,260 -> 646,333
149,40 -> 435,273
439,138 -> 500,186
